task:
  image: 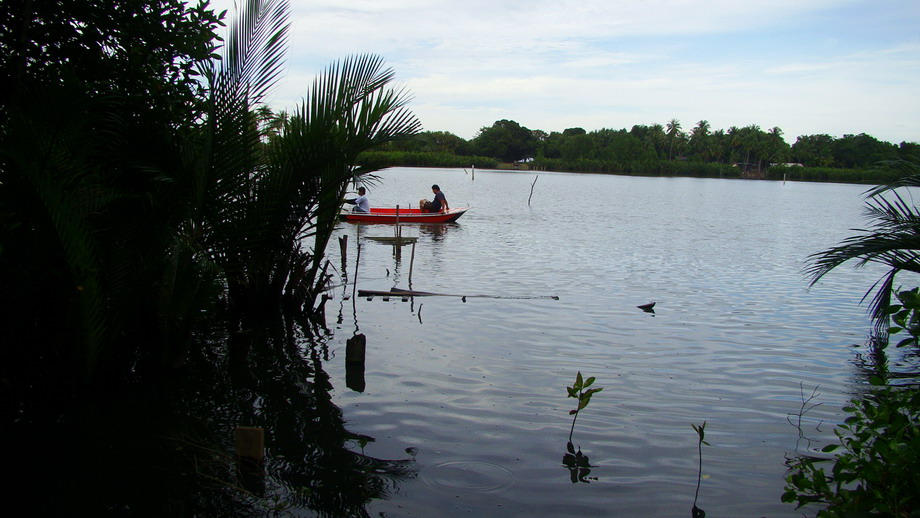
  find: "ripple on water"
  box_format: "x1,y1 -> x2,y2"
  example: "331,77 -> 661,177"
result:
328,169 -> 879,517
423,460 -> 515,493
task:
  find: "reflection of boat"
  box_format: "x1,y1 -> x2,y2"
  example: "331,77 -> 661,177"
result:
340,207 -> 469,223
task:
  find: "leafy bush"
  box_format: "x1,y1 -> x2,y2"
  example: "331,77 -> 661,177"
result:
887,288 -> 920,348
783,382 -> 920,517
528,157 -> 740,177
784,287 -> 920,516
357,150 -> 497,169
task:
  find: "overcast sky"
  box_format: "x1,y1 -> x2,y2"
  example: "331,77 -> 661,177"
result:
211,0 -> 920,144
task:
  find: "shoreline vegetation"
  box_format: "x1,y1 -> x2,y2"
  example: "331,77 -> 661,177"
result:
359,149 -> 902,184
359,119 -> 918,185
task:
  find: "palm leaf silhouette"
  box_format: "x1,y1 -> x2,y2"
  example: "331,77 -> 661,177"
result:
807,158 -> 920,334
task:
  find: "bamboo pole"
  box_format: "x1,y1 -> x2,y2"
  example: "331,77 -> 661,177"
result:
529,175 -> 539,206
409,241 -> 416,286
395,205 -> 401,260
352,243 -> 360,300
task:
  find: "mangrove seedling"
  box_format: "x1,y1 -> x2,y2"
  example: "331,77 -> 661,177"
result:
566,371 -> 603,447
564,372 -> 603,483
692,421 -> 710,518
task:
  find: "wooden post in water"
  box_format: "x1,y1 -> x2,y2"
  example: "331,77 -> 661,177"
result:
338,235 -> 348,274
346,333 -> 366,363
346,333 -> 367,391
235,426 -> 265,494
235,426 -> 265,462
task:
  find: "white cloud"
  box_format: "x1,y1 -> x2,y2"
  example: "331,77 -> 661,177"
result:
209,0 -> 920,143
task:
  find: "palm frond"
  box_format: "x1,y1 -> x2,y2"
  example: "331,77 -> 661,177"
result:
806,159 -> 920,331
866,269 -> 897,335
214,0 -> 290,105
192,0 -> 291,265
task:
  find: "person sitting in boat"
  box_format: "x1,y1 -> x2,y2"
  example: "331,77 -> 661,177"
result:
422,184 -> 449,213
344,187 -> 370,213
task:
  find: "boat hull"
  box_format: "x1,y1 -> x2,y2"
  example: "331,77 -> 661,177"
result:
340,207 -> 469,223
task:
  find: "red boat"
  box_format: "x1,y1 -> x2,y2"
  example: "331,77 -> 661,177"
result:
339,206 -> 469,223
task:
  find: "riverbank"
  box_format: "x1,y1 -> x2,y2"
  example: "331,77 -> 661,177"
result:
359,150 -> 899,184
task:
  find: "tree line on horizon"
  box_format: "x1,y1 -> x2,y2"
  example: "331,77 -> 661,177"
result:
369,118 -> 920,182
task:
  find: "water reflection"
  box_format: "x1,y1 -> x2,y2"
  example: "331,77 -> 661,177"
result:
19,321 -> 420,516
562,443 -> 594,483
346,362 -> 366,393
217,324 -> 416,515
417,222 -> 453,240
345,333 -> 367,392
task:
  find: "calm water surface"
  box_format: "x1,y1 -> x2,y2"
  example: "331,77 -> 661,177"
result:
322,167 -> 879,517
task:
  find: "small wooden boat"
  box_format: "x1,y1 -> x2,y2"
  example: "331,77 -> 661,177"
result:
339,207 -> 469,223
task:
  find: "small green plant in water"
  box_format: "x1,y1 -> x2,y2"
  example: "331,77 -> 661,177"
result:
566,371 -> 603,444
563,372 -> 603,483
691,421 -> 709,518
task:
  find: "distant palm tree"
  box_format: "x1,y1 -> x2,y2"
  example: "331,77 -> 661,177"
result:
690,120 -> 712,160
806,158 -> 920,333
649,123 -> 667,159
765,126 -> 789,165
741,124 -> 761,168
726,126 -> 741,163
666,118 -> 683,159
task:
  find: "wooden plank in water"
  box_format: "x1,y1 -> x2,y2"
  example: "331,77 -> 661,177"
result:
358,289 -> 433,297
357,287 -> 559,300
366,236 -> 418,244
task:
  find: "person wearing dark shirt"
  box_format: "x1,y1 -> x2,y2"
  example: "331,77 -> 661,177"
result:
427,184 -> 448,213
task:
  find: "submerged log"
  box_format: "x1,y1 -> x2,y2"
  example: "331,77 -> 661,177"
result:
358,288 -> 434,297
365,236 -> 418,244
356,287 -> 559,300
